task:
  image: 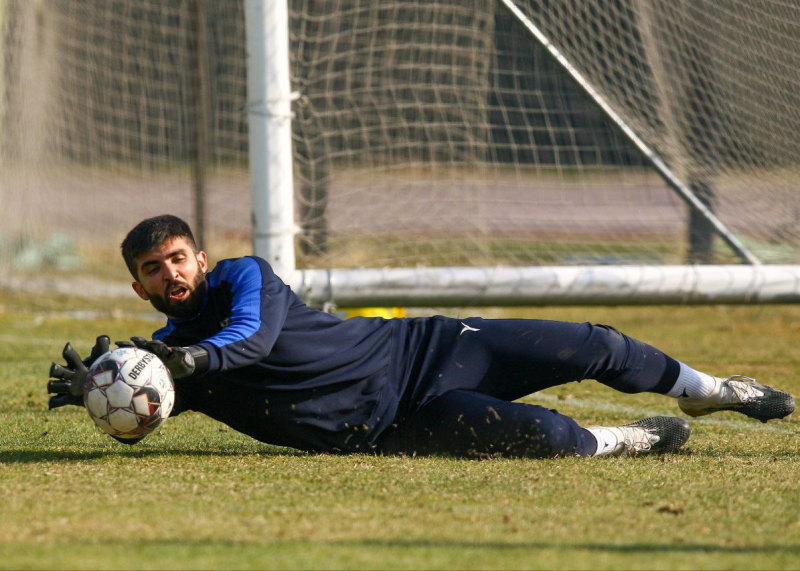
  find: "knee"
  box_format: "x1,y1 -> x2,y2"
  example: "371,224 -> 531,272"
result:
567,322 -> 625,363
486,405 -> 583,458
576,323 -> 639,387
585,323 -> 628,357
516,412 -> 582,458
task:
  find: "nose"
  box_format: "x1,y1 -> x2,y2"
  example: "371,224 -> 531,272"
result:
163,262 -> 180,281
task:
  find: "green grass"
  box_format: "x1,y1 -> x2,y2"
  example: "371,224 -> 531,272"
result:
1,292 -> 799,569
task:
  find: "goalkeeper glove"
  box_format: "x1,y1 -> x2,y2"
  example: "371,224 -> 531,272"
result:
47,335 -> 110,409
130,337 -> 209,379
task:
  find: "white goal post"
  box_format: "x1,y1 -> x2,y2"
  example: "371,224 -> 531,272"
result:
245,0 -> 297,277
290,265 -> 800,307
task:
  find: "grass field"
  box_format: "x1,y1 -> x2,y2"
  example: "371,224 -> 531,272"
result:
1,288 -> 798,570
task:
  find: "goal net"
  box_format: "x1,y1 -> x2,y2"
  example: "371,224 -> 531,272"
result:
2,0 -> 800,303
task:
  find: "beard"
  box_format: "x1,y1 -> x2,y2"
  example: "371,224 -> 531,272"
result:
146,266 -> 208,319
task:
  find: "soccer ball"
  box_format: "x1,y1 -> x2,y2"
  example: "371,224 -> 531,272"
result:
84,347 -> 175,439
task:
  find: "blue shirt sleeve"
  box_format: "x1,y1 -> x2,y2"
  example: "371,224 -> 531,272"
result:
197,256 -> 293,373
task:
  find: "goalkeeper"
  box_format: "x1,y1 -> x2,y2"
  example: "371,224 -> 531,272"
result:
48,215 -> 795,458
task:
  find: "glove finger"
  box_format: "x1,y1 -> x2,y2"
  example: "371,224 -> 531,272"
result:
131,337 -> 170,359
87,335 -> 110,363
115,341 -> 135,348
62,343 -> 88,374
47,380 -> 71,394
49,362 -> 77,381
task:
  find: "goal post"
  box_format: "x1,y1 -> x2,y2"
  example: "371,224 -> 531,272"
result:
245,0 -> 296,278
290,265 -> 800,307
3,1 -> 800,305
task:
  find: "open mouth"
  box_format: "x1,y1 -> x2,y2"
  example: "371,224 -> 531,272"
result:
168,284 -> 190,301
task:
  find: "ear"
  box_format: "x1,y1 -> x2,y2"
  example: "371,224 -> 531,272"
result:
197,250 -> 209,273
132,281 -> 149,301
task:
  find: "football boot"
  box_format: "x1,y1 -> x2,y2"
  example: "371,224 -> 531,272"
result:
678,375 -> 795,423
589,416 -> 691,457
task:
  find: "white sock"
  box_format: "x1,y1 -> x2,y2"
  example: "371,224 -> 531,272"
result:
666,362 -> 717,399
586,426 -> 622,456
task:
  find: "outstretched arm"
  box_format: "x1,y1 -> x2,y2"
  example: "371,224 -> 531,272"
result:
196,257 -> 293,372
136,257 -> 294,378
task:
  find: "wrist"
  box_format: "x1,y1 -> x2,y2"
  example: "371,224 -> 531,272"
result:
184,345 -> 209,376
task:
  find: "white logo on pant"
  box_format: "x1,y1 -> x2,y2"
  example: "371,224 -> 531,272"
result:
460,322 -> 481,336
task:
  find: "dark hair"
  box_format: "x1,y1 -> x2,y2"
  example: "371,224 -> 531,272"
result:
121,215 -> 197,279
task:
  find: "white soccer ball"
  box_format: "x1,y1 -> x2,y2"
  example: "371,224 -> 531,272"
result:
84,347 -> 175,440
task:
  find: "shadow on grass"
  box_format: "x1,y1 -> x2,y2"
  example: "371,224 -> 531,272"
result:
41,538 -> 800,556
0,446 -> 304,463
238,538 -> 800,555
331,539 -> 800,555
5,446 -> 799,465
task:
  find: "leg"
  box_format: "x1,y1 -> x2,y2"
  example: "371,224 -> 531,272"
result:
419,318 -> 680,401
390,389 -> 598,458
463,319 -> 793,423
380,389 -> 691,458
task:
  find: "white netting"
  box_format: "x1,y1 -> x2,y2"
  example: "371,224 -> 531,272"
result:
0,0 -> 250,279
2,0 -> 800,282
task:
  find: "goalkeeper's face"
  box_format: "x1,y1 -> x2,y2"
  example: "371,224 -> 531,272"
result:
131,237 -> 209,319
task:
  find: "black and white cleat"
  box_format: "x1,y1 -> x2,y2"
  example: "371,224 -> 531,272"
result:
590,416 -> 691,457
679,376 -> 795,423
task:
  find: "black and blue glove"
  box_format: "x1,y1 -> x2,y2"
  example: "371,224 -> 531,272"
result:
129,337 -> 209,379
47,335 -> 110,409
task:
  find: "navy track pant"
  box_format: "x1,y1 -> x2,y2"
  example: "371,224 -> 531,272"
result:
377,318 -> 680,458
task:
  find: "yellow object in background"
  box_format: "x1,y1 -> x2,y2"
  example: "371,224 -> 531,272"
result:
339,307 -> 407,319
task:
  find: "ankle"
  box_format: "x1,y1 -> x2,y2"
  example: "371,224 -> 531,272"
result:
667,362 -> 717,399
586,426 -> 623,456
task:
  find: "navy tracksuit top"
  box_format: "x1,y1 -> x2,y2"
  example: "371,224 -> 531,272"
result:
155,256 -> 408,453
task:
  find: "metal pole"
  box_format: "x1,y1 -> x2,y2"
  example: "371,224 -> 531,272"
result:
244,0 -> 296,279
190,0 -> 209,249
498,0 -> 760,266
291,265 -> 800,307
